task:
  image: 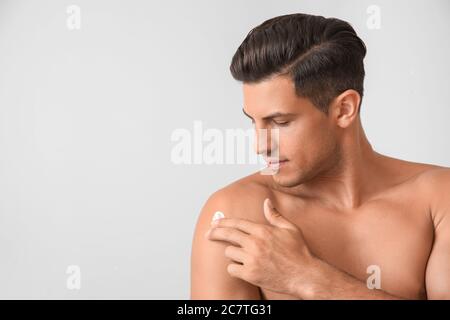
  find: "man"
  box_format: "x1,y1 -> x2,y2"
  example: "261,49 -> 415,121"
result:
190,13 -> 450,299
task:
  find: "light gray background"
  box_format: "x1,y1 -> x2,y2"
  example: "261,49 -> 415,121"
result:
0,0 -> 449,299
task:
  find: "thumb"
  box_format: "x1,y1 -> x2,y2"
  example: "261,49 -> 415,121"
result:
263,198 -> 296,230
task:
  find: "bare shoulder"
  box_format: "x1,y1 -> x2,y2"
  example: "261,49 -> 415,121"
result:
198,172 -> 273,225
417,165 -> 450,182
413,165 -> 450,225
396,157 -> 450,203
375,153 -> 446,187
373,153 -> 449,221
415,165 -> 450,195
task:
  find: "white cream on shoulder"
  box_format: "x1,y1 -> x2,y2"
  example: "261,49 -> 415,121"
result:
212,211 -> 225,221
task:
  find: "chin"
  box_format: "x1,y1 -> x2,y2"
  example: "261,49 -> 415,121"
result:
271,170 -> 306,188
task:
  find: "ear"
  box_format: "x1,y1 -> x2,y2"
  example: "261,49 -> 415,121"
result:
330,89 -> 361,128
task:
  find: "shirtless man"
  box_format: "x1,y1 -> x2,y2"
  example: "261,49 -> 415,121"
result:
190,13 -> 450,299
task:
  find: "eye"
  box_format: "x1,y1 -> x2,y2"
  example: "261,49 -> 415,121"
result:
273,120 -> 289,126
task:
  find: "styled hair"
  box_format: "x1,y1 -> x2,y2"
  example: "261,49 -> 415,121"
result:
230,13 -> 367,113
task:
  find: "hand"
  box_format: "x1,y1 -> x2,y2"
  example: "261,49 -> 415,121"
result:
206,198 -> 315,295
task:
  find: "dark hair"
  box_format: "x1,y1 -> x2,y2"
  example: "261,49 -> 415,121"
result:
230,13 -> 367,114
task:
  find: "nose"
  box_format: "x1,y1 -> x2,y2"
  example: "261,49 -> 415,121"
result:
254,127 -> 279,158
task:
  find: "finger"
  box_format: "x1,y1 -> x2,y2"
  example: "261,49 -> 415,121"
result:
224,245 -> 247,264
227,263 -> 245,279
263,198 -> 297,230
207,227 -> 250,247
212,217 -> 264,235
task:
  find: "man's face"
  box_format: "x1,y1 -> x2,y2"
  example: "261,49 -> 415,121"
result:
243,75 -> 341,188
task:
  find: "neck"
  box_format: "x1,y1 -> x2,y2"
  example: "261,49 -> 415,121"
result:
299,118 -> 382,210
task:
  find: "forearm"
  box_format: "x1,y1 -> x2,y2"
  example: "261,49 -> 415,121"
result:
293,258 -> 405,300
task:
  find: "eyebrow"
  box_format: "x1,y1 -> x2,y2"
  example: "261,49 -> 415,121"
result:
242,108 -> 295,121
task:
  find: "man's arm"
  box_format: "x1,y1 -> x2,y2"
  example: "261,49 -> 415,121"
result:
190,189 -> 261,299
424,169 -> 450,299
293,258 -> 404,299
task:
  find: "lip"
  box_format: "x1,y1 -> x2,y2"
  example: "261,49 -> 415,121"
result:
267,160 -> 288,167
265,158 -> 287,163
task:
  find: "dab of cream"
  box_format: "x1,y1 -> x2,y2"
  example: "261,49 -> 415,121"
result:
212,211 -> 225,222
